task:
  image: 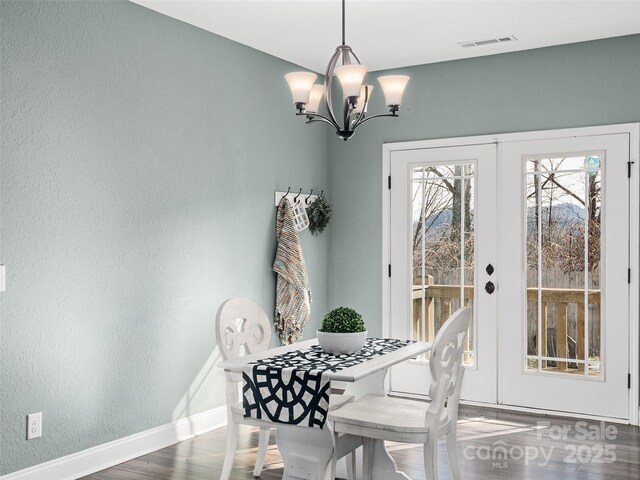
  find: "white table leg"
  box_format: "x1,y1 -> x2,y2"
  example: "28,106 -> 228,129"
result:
277,424 -> 334,480
334,437 -> 411,480
277,368 -> 412,480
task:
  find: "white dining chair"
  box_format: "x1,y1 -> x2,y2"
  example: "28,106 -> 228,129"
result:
217,298 -> 274,479
328,307 -> 472,480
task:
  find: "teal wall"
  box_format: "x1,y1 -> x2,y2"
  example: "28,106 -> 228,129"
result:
0,0 -> 330,474
1,0 -> 639,475
328,34 -> 640,337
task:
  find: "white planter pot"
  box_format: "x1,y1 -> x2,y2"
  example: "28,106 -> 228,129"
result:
316,330 -> 368,355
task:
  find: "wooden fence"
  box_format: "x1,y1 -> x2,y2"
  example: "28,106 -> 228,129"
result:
412,268 -> 601,372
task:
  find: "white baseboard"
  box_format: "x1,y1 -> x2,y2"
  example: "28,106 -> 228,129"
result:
1,406 -> 227,480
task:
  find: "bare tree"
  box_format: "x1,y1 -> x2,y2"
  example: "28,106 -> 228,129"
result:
526,158 -> 601,274
412,165 -> 474,276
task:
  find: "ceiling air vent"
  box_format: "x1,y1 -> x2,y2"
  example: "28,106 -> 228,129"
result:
459,35 -> 517,48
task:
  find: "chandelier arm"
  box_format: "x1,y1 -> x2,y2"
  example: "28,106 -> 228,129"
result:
350,86 -> 369,129
307,118 -> 339,128
324,48 -> 342,128
345,48 -> 367,129
349,49 -> 362,64
352,112 -> 398,130
297,112 -> 340,130
351,110 -> 365,130
343,99 -> 356,131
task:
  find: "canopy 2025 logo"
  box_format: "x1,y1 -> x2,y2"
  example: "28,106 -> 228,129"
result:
462,420 -> 617,468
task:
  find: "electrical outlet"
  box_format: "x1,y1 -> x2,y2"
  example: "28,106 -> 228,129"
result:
27,412 -> 42,440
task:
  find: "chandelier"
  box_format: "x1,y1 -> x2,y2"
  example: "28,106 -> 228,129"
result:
284,0 -> 410,141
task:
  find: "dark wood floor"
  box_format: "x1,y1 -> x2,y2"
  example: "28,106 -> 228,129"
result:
83,406 -> 640,480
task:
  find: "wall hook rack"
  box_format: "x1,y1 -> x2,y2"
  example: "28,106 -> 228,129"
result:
274,188 -> 320,207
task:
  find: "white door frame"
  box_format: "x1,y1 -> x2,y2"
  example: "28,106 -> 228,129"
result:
382,123 -> 640,425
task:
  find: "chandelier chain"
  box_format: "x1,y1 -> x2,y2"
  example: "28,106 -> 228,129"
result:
342,0 -> 346,46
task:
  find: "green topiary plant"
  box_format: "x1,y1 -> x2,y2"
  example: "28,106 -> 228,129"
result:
320,307 -> 365,333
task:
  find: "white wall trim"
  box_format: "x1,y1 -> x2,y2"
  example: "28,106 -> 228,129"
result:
382,143 -> 392,393
382,123 -> 640,337
382,143 -> 392,339
381,123 -> 640,151
628,123 -> 640,426
382,123 -> 640,426
0,406 -> 227,480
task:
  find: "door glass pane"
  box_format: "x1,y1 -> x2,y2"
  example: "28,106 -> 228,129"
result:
525,154 -> 602,377
526,176 -> 539,369
411,163 -> 475,365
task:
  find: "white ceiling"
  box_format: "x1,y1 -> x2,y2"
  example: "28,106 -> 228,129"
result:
132,1 -> 640,72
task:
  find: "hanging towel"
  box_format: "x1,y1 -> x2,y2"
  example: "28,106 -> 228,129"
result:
273,198 -> 311,344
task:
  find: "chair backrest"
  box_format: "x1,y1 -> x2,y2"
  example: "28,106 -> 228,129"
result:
216,298 -> 272,361
425,307 -> 472,427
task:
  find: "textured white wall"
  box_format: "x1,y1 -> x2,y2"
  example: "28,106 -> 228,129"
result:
0,0 -> 330,474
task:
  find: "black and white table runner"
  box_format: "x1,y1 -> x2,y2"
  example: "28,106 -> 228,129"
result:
242,337 -> 414,429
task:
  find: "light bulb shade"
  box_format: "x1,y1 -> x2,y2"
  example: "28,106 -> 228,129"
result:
353,85 -> 374,114
284,72 -> 318,105
378,75 -> 410,106
306,84 -> 325,113
334,64 -> 367,98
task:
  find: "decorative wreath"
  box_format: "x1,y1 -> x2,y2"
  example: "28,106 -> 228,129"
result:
307,196 -> 332,236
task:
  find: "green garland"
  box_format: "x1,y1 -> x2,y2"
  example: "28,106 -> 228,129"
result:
307,196 -> 332,236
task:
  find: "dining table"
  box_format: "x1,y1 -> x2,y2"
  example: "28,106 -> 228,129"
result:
218,337 -> 432,480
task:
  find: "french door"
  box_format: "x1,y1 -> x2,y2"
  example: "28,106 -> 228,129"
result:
389,144 -> 498,404
499,135 -> 630,419
387,130 -> 633,420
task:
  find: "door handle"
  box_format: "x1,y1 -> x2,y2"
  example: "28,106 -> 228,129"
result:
485,281 -> 495,294
486,263 -> 494,275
